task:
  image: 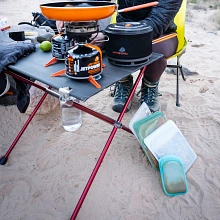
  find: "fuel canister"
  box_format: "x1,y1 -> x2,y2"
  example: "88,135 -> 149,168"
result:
65,44 -> 102,79
52,34 -> 72,60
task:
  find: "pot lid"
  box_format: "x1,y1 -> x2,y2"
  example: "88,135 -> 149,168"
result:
104,22 -> 153,35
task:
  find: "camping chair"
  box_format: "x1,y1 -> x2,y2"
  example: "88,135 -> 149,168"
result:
110,0 -> 187,107
166,0 -> 187,107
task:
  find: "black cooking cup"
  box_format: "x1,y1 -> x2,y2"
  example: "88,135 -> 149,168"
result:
104,22 -> 153,66
9,31 -> 25,41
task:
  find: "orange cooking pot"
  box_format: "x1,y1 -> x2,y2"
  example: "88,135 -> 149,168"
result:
40,1 -> 158,22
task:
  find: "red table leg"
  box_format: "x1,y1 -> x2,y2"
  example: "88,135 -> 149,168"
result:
70,67 -> 146,220
0,70 -> 51,165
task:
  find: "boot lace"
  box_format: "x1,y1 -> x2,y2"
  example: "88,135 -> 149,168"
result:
137,85 -> 161,104
113,80 -> 132,100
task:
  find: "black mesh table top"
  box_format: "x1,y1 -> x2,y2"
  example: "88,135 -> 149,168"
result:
7,48 -> 163,101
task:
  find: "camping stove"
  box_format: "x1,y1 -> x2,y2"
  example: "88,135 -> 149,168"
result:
63,21 -> 103,79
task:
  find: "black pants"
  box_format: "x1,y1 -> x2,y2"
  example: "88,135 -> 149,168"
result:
143,35 -> 178,82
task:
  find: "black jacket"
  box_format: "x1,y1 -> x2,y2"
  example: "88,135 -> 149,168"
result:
117,0 -> 183,38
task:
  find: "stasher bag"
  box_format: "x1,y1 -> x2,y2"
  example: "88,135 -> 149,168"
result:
133,111 -> 167,170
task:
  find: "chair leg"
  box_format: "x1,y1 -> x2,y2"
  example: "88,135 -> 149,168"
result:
167,54 -> 186,107
176,62 -> 180,107
177,56 -> 186,81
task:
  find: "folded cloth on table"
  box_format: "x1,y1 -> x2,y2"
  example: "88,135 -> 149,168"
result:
0,41 -> 36,113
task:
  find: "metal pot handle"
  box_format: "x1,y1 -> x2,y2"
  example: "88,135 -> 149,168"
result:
91,35 -> 109,43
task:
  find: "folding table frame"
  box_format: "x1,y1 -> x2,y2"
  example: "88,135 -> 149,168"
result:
0,48 -> 163,219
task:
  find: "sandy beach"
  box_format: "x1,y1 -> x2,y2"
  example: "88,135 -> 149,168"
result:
1,0 -> 220,219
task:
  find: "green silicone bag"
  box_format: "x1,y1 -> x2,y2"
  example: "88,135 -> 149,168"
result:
133,111 -> 166,170
159,155 -> 188,196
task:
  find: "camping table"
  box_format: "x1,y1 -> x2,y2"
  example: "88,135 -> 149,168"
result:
1,47 -> 163,219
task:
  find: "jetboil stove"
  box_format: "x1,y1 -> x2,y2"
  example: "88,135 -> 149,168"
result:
51,21 -> 103,80
64,21 -> 102,79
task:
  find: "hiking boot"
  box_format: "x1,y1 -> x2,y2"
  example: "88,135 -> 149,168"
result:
139,78 -> 160,112
112,75 -> 133,113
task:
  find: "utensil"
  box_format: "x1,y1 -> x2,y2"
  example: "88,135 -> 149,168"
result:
40,1 -> 158,22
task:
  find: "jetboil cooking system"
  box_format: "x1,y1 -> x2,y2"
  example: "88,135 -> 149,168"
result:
40,1 -> 158,85
48,20 -> 103,81
104,22 -> 153,66
65,21 -> 102,79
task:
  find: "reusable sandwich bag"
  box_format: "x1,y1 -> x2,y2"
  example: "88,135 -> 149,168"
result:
144,120 -> 197,173
159,155 -> 188,196
133,111 -> 166,170
129,102 -> 152,140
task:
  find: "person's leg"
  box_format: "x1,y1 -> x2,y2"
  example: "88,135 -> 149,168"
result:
144,35 -> 178,81
140,36 -> 178,112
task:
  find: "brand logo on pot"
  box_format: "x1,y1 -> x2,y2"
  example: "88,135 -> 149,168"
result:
80,56 -> 101,74
112,47 -> 128,56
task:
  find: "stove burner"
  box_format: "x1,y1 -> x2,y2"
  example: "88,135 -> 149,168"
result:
65,21 -> 98,40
